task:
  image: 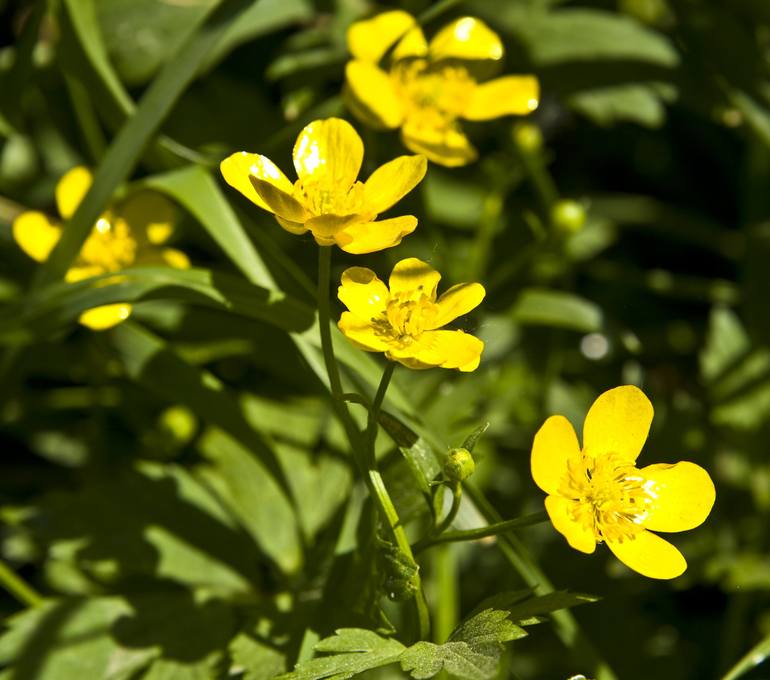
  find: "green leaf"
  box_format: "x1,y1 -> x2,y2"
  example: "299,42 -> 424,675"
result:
197,428 -> 303,574
721,633 -> 770,680
568,84 -> 667,128
511,288 -> 603,332
0,598 -> 153,680
501,8 -> 679,67
38,0 -> 256,286
278,628 -> 406,680
400,609 -> 527,680
144,166 -> 275,288
230,629 -> 287,680
0,267 -> 315,344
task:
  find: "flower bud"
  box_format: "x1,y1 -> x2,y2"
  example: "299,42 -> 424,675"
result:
551,199 -> 587,234
512,122 -> 543,154
444,448 -> 475,482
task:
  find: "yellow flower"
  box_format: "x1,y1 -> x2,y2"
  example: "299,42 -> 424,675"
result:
345,11 -> 540,167
531,385 -> 715,579
220,117 -> 426,254
337,257 -> 485,371
13,166 -> 190,330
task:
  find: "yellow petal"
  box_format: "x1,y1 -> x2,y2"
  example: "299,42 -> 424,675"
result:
606,530 -> 686,579
345,61 -> 404,129
582,385 -> 653,463
119,190 -> 178,244
306,214 -> 363,242
275,216 -> 308,235
292,118 -> 363,192
347,10 -> 422,63
79,304 -> 132,330
401,119 -> 477,168
393,329 -> 484,371
12,211 -> 62,262
65,265 -> 103,283
220,152 -> 295,212
431,282 -> 485,329
56,166 -> 93,220
250,177 -> 308,222
338,266 -> 390,318
161,248 -> 190,269
640,462 -> 715,533
363,155 -> 426,214
531,416 -> 581,496
428,17 -> 504,62
392,26 -> 429,60
338,311 -> 389,351
336,215 -> 417,254
545,495 -> 596,554
463,76 -> 540,121
388,257 -> 440,298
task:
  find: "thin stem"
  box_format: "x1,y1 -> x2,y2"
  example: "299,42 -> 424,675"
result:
416,0 -> 464,25
0,560 -> 43,608
434,484 -> 463,537
466,484 -> 618,680
317,247 -> 345,402
433,544 -> 458,644
366,361 -> 395,466
316,247 -> 429,640
414,511 -> 549,554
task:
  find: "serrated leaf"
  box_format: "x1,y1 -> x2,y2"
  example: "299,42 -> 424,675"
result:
400,609 -> 527,680
278,628 -> 405,680
511,289 -> 603,333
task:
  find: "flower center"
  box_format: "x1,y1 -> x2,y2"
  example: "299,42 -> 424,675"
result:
375,292 -> 438,345
294,179 -> 367,218
391,59 -> 475,125
79,215 -> 138,272
560,452 -> 658,543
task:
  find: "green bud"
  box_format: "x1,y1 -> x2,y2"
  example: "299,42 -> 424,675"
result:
512,122 -> 543,154
551,199 -> 587,234
444,448 -> 475,482
159,405 -> 197,444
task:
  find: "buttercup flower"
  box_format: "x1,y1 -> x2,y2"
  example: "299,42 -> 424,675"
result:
344,11 -> 540,166
220,117 -> 426,254
13,166 -> 189,330
337,257 -> 485,371
531,385 -> 715,579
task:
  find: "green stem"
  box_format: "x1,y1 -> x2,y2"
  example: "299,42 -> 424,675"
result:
366,361 -> 395,465
415,511 -> 549,554
316,247 -> 429,640
0,560 -> 43,608
433,544 -> 458,644
416,0 -> 464,25
466,485 -> 618,680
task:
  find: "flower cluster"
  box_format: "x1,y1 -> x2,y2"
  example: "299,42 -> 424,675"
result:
13,166 -> 189,329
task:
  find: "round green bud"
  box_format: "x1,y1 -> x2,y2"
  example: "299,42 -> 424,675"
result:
159,405 -> 197,444
444,448 -> 475,482
512,122 -> 543,154
551,199 -> 587,234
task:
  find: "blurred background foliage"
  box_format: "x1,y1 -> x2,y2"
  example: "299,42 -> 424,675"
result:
1,0 -> 770,678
